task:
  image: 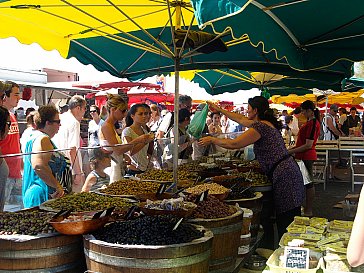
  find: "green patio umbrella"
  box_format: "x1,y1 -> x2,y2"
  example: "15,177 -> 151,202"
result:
190,69 -> 344,95
0,1 -> 355,181
191,0 -> 364,70
344,77 -> 364,89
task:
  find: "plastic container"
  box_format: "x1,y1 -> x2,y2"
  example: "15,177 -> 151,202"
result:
241,208 -> 253,235
343,200 -> 358,218
238,232 -> 251,257
266,247 -> 321,273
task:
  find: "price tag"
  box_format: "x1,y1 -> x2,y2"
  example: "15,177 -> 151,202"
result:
283,247 -> 310,269
172,218 -> 184,231
195,190 -> 209,203
156,183 -> 167,195
124,205 -> 138,220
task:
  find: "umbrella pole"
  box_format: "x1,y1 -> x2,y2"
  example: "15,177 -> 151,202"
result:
173,58 -> 180,189
325,94 -> 328,128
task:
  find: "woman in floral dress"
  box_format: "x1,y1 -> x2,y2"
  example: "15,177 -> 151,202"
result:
199,96 -> 304,247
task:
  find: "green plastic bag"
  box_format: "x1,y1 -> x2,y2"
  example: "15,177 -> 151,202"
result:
187,104 -> 209,138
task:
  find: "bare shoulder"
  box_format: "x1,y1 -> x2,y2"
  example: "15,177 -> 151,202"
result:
33,134 -> 53,151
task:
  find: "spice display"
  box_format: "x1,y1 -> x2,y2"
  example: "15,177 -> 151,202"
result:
0,211 -> 55,235
144,197 -> 197,211
185,183 -> 229,195
100,179 -> 160,195
93,215 -> 204,245
45,192 -> 134,212
139,169 -> 197,181
186,195 -> 236,219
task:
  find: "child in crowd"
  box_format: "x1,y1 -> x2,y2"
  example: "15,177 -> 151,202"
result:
81,148 -> 112,192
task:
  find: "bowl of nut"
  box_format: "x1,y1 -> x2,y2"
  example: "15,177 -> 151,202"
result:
49,209 -> 113,235
139,198 -> 197,218
184,183 -> 231,201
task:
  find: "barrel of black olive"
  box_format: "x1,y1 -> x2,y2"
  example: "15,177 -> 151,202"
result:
83,227 -> 213,273
0,234 -> 85,272
225,192 -> 263,242
187,208 -> 243,273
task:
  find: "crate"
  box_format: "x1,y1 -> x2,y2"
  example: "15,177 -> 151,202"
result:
266,247 -> 321,273
343,194 -> 359,218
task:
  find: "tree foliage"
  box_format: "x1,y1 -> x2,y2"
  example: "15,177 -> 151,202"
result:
354,62 -> 364,78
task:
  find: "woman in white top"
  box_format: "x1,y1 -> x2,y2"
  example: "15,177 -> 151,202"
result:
99,94 -> 154,182
88,105 -> 104,147
148,104 -> 162,132
208,112 -> 223,134
122,104 -> 153,175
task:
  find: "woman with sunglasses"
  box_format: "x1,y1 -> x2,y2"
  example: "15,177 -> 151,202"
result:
99,94 -> 154,182
0,106 -> 10,211
199,96 -> 304,249
122,104 -> 154,176
22,105 -> 71,208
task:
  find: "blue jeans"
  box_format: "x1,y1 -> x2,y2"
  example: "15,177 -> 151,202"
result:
0,159 -> 9,211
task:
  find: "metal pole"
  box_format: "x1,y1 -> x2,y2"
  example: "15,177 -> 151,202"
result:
325,94 -> 328,129
173,58 -> 180,188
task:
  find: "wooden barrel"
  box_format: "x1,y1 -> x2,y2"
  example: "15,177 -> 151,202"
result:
83,226 -> 213,273
225,192 -> 263,242
0,234 -> 85,272
188,208 -> 243,273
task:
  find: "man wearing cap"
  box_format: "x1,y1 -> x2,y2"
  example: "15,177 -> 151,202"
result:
322,104 -> 342,140
345,107 -> 361,136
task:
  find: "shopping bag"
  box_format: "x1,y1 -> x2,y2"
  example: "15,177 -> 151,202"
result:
187,104 -> 208,138
296,160 -> 312,185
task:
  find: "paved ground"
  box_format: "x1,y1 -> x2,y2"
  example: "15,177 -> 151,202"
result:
238,167 -> 363,273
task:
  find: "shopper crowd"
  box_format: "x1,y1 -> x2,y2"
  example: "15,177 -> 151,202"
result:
2,79 -> 364,261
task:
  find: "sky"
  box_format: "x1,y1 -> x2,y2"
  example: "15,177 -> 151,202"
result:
0,37 -> 260,105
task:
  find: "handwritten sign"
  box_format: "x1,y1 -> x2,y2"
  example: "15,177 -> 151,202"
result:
284,247 -> 309,269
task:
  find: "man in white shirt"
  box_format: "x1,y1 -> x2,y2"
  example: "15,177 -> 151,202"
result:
52,95 -> 86,193
156,95 -> 192,138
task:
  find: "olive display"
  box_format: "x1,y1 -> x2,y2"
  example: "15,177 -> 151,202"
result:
186,195 -> 236,219
178,161 -> 206,172
0,211 -> 55,235
93,215 -> 204,245
100,179 -> 160,195
227,185 -> 256,200
237,172 -> 271,186
139,169 -> 197,181
46,192 -> 134,212
238,160 -> 261,168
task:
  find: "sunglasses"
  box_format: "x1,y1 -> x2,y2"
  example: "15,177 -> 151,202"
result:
6,121 -> 11,127
118,108 -> 128,113
90,110 -> 98,113
49,119 -> 61,125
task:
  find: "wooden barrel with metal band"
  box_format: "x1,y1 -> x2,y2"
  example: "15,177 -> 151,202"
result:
83,226 -> 213,273
0,234 -> 85,272
188,208 -> 243,273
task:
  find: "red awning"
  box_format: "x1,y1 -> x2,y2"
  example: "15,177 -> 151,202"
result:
72,81 -> 161,91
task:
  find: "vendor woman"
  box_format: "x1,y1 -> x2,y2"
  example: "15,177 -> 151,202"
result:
199,96 -> 304,248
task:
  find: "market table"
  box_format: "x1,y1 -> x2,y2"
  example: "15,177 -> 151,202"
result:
315,138 -> 364,192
